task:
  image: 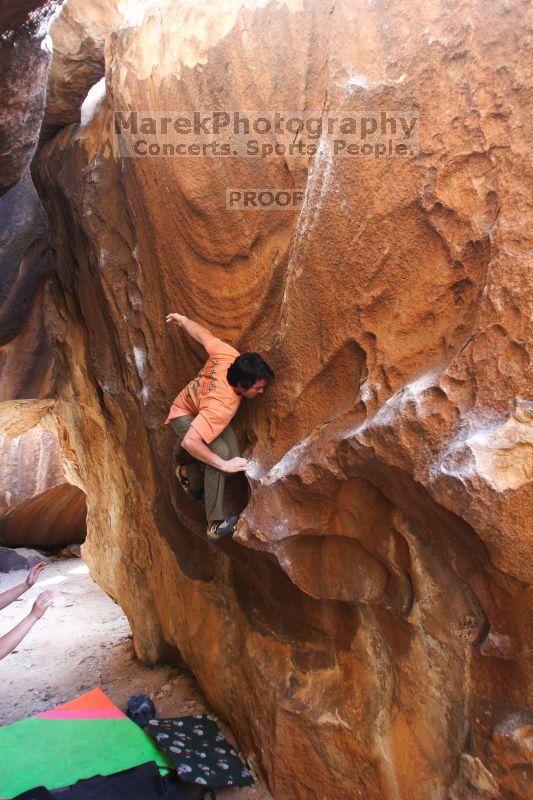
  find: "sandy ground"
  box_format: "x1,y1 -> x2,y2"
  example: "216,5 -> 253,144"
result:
0,556 -> 272,799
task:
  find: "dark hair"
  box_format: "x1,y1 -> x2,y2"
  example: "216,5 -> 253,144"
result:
227,352 -> 275,389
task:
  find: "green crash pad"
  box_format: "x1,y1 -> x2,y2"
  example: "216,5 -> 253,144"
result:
0,689 -> 171,799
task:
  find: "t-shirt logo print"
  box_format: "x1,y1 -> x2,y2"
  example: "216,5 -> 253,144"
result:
202,357 -> 219,396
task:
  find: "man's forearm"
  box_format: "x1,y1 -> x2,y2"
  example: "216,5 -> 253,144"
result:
0,582 -> 27,611
182,434 -> 225,469
0,613 -> 37,660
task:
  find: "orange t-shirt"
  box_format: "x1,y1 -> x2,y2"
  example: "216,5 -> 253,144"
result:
165,338 -> 241,444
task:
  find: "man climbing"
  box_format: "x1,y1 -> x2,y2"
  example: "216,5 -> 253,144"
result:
165,312 -> 274,539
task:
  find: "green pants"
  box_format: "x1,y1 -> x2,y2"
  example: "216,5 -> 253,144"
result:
170,415 -> 241,521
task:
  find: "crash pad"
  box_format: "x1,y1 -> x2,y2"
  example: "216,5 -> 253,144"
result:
146,715 -> 254,787
12,761 -> 195,800
0,689 -> 171,799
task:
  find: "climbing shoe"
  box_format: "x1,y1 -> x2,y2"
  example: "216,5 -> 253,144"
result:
207,515 -> 239,539
175,466 -> 204,502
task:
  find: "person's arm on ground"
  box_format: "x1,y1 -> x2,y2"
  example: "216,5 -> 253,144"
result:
181,426 -> 248,473
0,561 -> 46,610
165,313 -> 219,353
0,590 -> 54,660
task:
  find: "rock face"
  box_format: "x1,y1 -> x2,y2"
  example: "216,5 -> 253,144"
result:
0,50 -> 87,549
8,0 -> 532,797
41,0 -> 123,140
0,1 -> 55,36
0,171 -> 53,382
0,546 -> 50,573
0,424 -> 86,548
0,2 -> 57,195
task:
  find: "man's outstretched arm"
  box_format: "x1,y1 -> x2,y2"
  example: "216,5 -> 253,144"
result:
166,313 -> 219,353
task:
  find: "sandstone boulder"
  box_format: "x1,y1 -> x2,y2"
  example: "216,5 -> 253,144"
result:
0,2 -> 57,195
0,86 -> 86,550
0,425 -> 86,548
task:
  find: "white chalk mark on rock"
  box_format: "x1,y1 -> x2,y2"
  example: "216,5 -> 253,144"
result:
80,77 -> 106,127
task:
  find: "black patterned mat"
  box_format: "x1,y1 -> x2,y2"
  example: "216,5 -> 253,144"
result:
146,715 -> 254,788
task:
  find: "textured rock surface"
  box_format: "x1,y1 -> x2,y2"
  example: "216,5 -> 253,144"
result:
0,1 -> 55,36
17,0 -> 533,797
42,0 -> 123,140
0,72 -> 86,549
0,171 -> 53,377
0,546 -> 50,572
0,425 -> 86,548
0,2 -> 57,195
